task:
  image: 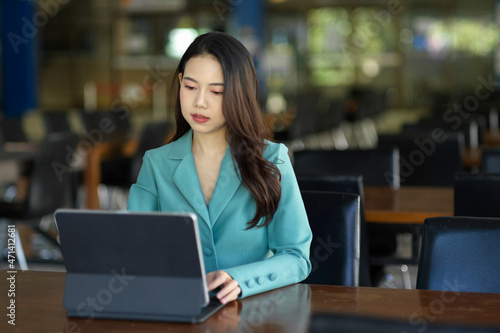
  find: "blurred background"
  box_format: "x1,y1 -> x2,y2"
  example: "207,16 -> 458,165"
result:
1,0 -> 499,138
2,0 -> 500,284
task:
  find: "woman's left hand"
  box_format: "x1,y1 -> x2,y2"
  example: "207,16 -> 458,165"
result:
206,270 -> 241,304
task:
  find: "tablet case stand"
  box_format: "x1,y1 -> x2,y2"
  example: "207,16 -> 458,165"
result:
55,209 -> 224,323
64,274 -> 208,322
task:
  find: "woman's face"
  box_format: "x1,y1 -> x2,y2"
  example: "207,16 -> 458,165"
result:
179,54 -> 226,137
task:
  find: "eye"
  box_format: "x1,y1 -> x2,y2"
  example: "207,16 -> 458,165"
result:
183,85 -> 195,90
212,91 -> 223,96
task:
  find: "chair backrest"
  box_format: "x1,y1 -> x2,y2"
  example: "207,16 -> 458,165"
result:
25,132 -> 80,218
416,216 -> 500,293
42,111 -> 73,134
297,174 -> 371,287
403,115 -> 485,148
130,120 -> 172,184
301,190 -> 360,286
378,132 -> 464,186
293,147 -> 400,188
454,172 -> 500,217
79,109 -> 131,140
480,148 -> 500,172
0,118 -> 27,143
348,88 -> 389,120
288,93 -> 322,139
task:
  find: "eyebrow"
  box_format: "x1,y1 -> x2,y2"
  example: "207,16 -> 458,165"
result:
183,76 -> 224,86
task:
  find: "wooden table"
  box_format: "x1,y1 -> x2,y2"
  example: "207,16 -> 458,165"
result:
1,270 -> 500,332
364,186 -> 454,224
463,129 -> 500,169
484,130 -> 500,146
364,186 -> 454,266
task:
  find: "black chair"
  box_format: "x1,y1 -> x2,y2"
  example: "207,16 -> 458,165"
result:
131,121 -> 173,183
0,132 -> 80,268
79,109 -> 131,141
416,216 -> 500,293
301,191 -> 360,286
297,175 -> 371,287
403,115 -> 485,148
293,147 -> 400,189
294,149 -> 402,285
481,148 -> 500,172
378,132 -> 464,186
42,110 -> 73,134
288,93 -> 322,140
0,118 -> 27,144
345,87 -> 389,121
454,172 -> 500,217
100,120 -> 172,190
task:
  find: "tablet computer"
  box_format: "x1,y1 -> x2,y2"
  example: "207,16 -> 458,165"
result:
54,209 -> 225,323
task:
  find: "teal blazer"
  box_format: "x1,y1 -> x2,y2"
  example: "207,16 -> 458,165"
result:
127,130 -> 312,298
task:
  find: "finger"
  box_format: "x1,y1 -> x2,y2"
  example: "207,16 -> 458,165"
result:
219,284 -> 241,304
207,272 -> 229,291
206,271 -> 217,284
217,280 -> 239,301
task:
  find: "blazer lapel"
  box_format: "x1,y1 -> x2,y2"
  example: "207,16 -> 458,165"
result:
170,131 -> 211,225
209,148 -> 242,225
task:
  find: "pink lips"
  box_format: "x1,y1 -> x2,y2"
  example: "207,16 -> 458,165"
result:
192,113 -> 209,123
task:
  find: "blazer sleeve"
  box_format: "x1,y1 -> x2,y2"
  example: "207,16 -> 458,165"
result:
224,144 -> 312,298
127,152 -> 160,211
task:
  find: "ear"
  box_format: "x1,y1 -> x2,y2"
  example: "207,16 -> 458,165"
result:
178,73 -> 182,86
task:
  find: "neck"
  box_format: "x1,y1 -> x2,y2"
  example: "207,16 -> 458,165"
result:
191,130 -> 228,157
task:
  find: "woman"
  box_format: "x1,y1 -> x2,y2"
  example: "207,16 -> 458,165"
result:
128,31 -> 311,304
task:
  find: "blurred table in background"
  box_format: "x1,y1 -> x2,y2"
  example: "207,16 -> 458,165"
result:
364,186 -> 453,266
364,186 -> 453,224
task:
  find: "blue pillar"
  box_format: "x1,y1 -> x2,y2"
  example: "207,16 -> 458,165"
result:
232,0 -> 265,94
233,0 -> 264,41
1,0 -> 38,118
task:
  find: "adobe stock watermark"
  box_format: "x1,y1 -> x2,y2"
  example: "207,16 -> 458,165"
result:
50,108 -> 124,183
47,267 -> 136,333
7,0 -> 70,54
75,268 -> 136,323
51,63 -> 170,183
238,289 -> 286,333
441,74 -> 499,130
383,128 -> 448,187
384,73 -> 500,187
403,278 -> 467,333
310,234 -> 340,273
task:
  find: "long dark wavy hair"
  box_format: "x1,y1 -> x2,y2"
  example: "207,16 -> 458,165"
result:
169,31 -> 281,229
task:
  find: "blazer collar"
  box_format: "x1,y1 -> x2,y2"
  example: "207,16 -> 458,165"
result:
170,130 -> 242,227
168,129 -> 193,160
208,146 -> 242,225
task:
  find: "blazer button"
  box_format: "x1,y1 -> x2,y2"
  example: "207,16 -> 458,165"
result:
257,276 -> 265,285
246,280 -> 256,288
269,273 -> 278,281
203,248 -> 212,257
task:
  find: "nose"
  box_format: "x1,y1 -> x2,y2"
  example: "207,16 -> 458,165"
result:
194,90 -> 208,109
